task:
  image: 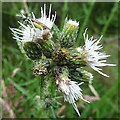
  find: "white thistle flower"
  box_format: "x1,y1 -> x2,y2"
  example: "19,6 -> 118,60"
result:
56,74 -> 89,116
77,28 -> 116,77
10,4 -> 56,43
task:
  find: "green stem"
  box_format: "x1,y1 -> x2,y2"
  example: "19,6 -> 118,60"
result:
40,76 -> 44,98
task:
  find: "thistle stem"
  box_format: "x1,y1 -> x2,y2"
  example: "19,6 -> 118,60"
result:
50,106 -> 56,118
40,76 -> 44,98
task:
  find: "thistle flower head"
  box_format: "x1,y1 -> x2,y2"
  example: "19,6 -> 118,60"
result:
56,72 -> 89,116
10,4 -> 57,59
77,28 -> 116,77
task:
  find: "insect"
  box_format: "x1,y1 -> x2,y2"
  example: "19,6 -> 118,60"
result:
17,15 -> 50,30
23,17 -> 50,30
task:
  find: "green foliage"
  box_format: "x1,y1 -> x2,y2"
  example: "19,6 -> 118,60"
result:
2,2 -> 118,119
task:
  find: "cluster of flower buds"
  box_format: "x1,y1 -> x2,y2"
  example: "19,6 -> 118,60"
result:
10,4 -> 115,116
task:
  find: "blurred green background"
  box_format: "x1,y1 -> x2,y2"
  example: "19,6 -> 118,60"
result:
2,2 -> 118,118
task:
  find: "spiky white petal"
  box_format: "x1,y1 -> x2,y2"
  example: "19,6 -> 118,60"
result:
80,28 -> 116,77
56,74 -> 89,116
37,4 -> 56,30
10,22 -> 43,43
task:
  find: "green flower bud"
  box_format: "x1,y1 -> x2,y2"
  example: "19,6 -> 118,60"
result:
70,68 -> 93,84
41,39 -> 55,58
59,19 -> 79,48
67,47 -> 87,69
23,42 -> 42,60
53,48 -> 68,66
80,69 -> 93,84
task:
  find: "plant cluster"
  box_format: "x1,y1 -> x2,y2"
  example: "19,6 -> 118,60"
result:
10,4 -> 115,116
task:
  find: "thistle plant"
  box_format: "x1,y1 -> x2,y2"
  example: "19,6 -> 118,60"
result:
10,4 -> 116,117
